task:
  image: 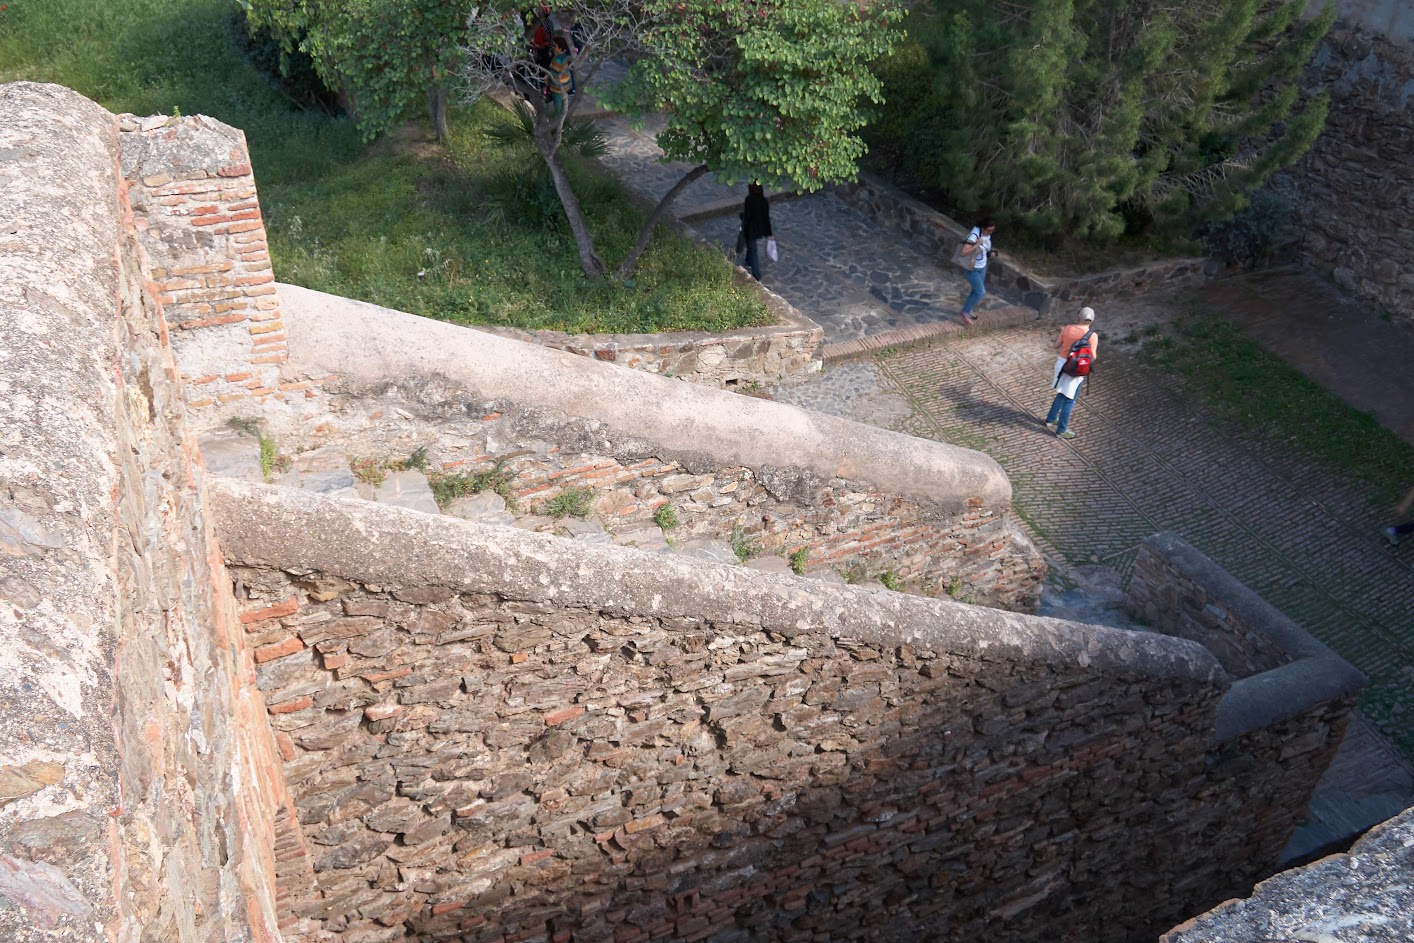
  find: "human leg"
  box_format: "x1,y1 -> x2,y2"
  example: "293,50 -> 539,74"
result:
745,238 -> 761,280
1049,392 -> 1076,435
961,267 -> 987,316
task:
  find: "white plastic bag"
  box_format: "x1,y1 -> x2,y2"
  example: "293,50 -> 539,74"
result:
766,237 -> 779,263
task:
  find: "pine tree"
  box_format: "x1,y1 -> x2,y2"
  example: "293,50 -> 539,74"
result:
894,0 -> 1334,240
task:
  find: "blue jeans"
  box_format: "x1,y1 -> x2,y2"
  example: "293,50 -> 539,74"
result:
744,238 -> 762,280
962,267 -> 987,314
1046,392 -> 1076,434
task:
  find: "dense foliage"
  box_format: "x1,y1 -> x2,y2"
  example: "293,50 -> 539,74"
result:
457,0 -> 904,277
869,0 -> 1333,243
0,0 -> 767,334
239,0 -> 467,140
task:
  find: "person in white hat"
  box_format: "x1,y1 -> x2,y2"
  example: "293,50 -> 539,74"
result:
1045,306 -> 1099,439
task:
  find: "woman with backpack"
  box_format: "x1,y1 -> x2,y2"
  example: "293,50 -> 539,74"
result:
1045,307 -> 1099,439
958,216 -> 997,323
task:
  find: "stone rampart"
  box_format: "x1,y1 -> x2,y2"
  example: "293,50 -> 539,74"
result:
1161,806 -> 1414,943
270,283 -> 1044,611
833,178 -> 1211,316
1280,22 -> 1414,321
213,479 -> 1361,943
0,82 -> 310,942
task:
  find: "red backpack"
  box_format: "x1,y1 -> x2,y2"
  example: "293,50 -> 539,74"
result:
1062,329 -> 1095,377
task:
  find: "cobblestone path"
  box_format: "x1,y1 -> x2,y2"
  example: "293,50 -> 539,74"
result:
593,103 -> 1014,344
783,299 -> 1414,764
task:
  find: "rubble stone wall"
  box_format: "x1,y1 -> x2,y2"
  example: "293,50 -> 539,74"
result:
271,284 -> 1045,611
0,81 -> 309,943
477,274 -> 824,388
214,480 -> 1359,943
1281,22 -> 1414,321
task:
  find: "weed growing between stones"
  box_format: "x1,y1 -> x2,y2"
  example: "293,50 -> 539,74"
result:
653,504 -> 679,531
227,416 -> 283,482
430,460 -> 516,510
879,570 -> 903,591
542,487 -> 595,520
349,456 -> 389,487
945,575 -> 964,598
731,527 -> 762,563
789,547 -> 809,574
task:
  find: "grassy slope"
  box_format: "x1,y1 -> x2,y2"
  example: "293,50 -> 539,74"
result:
0,0 -> 767,334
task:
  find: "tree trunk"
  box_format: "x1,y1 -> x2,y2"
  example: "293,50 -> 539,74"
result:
535,125 -> 607,278
428,84 -> 449,144
616,164 -> 711,278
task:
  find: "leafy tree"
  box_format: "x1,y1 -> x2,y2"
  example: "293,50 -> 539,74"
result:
458,0 -> 651,276
599,0 -> 904,276
458,0 -> 904,278
239,0 -> 467,142
885,0 -> 1333,241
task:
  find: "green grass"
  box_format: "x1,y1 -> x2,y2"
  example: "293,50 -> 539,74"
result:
0,0 -> 769,335
542,488 -> 595,520
1139,310 -> 1414,503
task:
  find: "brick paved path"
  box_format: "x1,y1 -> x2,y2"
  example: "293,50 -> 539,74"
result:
872,301 -> 1414,757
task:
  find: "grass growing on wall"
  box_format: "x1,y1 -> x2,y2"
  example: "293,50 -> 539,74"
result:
0,0 -> 768,335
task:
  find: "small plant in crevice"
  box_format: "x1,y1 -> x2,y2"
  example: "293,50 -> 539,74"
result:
227,416 -> 281,482
842,565 -> 867,585
542,487 -> 595,520
653,504 -> 680,531
945,575 -> 964,598
730,527 -> 762,564
404,446 -> 431,472
878,570 -> 903,592
429,459 -> 517,510
350,456 -> 390,487
788,547 -> 809,575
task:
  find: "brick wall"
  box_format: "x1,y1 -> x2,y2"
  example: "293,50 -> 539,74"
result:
0,82 -> 311,942
119,113 -> 304,407
213,480 -> 1361,943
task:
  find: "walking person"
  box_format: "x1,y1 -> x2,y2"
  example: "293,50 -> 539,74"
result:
740,182 -> 773,281
958,216 -> 997,323
1045,306 -> 1099,439
546,36 -> 573,111
1385,484 -> 1414,545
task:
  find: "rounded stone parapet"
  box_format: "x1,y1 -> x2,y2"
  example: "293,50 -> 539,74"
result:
278,282 -> 1014,516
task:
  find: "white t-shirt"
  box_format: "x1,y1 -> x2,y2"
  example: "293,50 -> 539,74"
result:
965,227 -> 991,270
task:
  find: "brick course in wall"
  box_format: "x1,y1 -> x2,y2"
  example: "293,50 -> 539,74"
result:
118,113 -> 304,407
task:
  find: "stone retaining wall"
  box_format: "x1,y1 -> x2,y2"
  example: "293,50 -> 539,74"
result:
1279,22 -> 1414,321
213,480 -> 1361,943
833,178 -> 1210,316
270,284 -> 1044,611
1160,806 -> 1414,943
0,82 -> 308,943
477,272 -> 823,389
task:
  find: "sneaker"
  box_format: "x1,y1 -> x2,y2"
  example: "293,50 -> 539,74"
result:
1387,527 -> 1401,547
1056,430 -> 1077,440
1044,419 -> 1057,430
963,312 -> 979,323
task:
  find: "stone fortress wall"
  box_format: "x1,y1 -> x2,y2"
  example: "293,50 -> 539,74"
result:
263,284 -> 1043,612
1281,0 -> 1414,321
0,79 -> 1397,943
0,82 -> 314,943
